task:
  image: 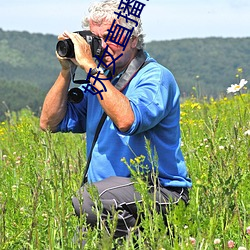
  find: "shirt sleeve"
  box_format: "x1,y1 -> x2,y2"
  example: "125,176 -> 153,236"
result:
56,87 -> 88,133
119,63 -> 180,135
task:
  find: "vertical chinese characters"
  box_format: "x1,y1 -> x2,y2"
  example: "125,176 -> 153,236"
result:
84,0 -> 148,98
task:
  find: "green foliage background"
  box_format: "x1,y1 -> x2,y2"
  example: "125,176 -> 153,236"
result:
0,29 -> 250,120
145,37 -> 250,97
0,93 -> 249,249
0,29 -> 250,249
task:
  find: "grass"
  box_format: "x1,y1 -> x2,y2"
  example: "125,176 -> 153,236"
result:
0,93 -> 249,249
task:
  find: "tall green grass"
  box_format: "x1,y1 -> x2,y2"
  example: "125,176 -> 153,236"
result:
0,93 -> 249,249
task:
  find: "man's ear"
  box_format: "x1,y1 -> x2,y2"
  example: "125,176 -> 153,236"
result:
131,36 -> 138,49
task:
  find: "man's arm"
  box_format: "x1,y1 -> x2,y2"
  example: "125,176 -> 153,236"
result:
40,69 -> 71,132
40,33 -> 85,132
40,31 -> 136,133
63,31 -> 135,132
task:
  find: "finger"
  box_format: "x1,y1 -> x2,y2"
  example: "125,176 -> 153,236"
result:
57,31 -> 70,40
56,51 -> 70,62
65,31 -> 86,43
55,50 -> 79,66
58,35 -> 67,41
64,30 -> 76,40
55,50 -> 64,59
63,30 -> 70,36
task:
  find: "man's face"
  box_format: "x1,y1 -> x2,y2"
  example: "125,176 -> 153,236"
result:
89,19 -> 137,74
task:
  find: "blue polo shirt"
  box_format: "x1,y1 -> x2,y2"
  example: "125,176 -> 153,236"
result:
57,53 -> 192,188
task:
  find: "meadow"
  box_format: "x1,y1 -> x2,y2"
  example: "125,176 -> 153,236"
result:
0,90 -> 249,249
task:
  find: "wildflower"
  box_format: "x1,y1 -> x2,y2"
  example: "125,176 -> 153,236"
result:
20,207 -> 25,214
214,238 -> 221,244
227,79 -> 248,93
130,159 -> 135,165
244,130 -> 250,136
238,247 -> 246,250
12,185 -> 18,192
237,67 -> 243,73
246,226 -> 250,235
135,157 -> 141,164
228,240 -> 235,248
219,145 -> 224,150
42,213 -> 48,221
196,180 -> 202,185
189,237 -> 196,246
191,103 -> 201,109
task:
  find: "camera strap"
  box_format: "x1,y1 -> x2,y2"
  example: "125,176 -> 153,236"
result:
81,50 -> 150,186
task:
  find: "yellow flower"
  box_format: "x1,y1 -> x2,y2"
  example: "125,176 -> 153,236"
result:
130,159 -> 135,165
237,67 -> 243,73
180,111 -> 187,117
135,157 -> 141,164
191,103 -> 201,109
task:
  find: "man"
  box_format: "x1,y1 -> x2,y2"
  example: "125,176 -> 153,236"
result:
40,0 -> 192,242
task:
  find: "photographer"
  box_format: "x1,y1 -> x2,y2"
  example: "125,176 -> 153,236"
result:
40,0 -> 192,244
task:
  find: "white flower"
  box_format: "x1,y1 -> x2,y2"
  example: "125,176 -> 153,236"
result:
20,207 -> 25,214
227,79 -> 248,93
189,237 -> 196,245
238,247 -> 246,250
214,238 -> 221,244
244,130 -> 250,136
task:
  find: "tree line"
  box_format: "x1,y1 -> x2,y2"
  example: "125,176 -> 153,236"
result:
0,28 -> 249,120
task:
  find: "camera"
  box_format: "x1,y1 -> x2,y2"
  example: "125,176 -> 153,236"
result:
56,30 -> 104,58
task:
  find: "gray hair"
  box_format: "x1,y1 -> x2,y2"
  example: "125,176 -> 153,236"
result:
82,0 -> 145,49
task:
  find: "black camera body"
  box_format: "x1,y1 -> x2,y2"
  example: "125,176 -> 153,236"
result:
56,30 -> 103,58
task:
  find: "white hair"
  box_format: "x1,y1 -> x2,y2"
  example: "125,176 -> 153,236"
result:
82,0 -> 145,49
